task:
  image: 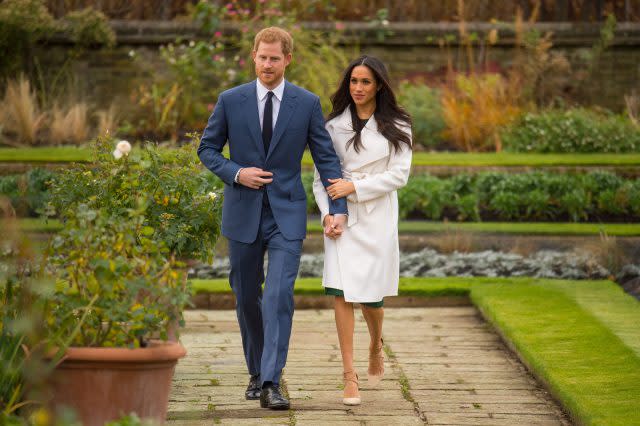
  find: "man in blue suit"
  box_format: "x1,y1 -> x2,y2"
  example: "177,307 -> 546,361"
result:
198,27 -> 347,410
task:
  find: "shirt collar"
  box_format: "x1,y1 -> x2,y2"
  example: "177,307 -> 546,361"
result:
256,78 -> 285,102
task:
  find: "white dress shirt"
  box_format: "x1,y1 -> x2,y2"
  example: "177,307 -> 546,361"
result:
234,78 -> 285,183
257,78 -> 285,132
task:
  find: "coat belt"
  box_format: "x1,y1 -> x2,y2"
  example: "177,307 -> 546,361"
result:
343,170 -> 378,228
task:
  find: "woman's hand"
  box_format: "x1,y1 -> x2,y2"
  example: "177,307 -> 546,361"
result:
327,178 -> 355,200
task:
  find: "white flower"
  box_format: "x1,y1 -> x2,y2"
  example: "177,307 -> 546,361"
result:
189,40 -> 195,47
128,50 -> 136,57
208,192 -> 217,200
382,19 -> 389,26
113,140 -> 131,159
116,140 -> 131,154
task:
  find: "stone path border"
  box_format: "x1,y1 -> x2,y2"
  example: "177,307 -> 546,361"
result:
167,307 -> 570,425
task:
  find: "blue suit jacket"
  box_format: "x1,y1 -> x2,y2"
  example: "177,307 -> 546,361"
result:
198,80 -> 348,243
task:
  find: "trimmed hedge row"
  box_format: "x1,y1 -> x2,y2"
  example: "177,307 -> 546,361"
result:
304,171 -> 640,223
501,109 -> 640,153
3,168 -> 639,222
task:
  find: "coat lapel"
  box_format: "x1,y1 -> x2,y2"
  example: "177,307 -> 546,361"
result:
328,106 -> 390,171
267,82 -> 297,159
239,83 -> 266,158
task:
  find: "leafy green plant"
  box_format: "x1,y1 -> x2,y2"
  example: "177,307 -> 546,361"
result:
0,0 -> 55,78
0,168 -> 54,217
60,7 -> 115,49
397,82 -> 445,149
304,170 -> 640,223
501,109 -> 640,153
47,203 -> 190,348
559,188 -> 590,222
0,204 -> 73,424
47,136 -> 222,262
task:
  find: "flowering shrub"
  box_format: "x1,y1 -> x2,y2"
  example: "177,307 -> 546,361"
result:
501,108 -> 640,153
47,136 -> 222,262
43,137 -> 223,347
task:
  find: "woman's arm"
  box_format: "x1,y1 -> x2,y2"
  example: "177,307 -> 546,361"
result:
312,166 -> 331,224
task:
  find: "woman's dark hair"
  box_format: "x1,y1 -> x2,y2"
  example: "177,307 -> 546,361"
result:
327,55 -> 412,153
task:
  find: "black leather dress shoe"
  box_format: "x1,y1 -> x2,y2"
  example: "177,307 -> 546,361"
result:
245,375 -> 261,400
259,384 -> 290,410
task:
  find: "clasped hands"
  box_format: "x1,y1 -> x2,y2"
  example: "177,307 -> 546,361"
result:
323,214 -> 347,240
324,178 -> 354,240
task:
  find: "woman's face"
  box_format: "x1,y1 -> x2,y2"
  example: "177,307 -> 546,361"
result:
349,65 -> 378,110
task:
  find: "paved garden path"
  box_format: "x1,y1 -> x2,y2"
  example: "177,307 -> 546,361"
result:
167,307 -> 570,425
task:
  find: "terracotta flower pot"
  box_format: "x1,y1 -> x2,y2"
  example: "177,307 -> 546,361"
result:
50,340 -> 186,426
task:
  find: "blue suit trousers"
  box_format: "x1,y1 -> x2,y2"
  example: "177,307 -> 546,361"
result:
227,198 -> 302,386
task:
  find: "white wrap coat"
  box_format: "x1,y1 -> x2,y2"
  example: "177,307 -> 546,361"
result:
313,107 -> 412,303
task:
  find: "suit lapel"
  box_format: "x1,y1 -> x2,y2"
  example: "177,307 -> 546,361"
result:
267,82 -> 297,159
240,83 -> 266,158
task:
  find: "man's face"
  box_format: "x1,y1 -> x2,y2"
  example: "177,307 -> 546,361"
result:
252,41 -> 291,89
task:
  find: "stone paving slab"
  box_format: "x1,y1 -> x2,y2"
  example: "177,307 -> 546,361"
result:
167,307 -> 570,425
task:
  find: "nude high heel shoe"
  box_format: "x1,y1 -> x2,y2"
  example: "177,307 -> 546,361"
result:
368,338 -> 384,387
342,370 -> 361,406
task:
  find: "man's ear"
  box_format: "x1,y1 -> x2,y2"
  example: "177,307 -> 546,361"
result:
251,50 -> 257,62
284,53 -> 292,66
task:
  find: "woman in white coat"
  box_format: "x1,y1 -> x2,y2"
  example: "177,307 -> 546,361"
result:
313,55 -> 412,406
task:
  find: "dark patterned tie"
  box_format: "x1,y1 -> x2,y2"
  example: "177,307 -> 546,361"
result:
262,91 -> 274,154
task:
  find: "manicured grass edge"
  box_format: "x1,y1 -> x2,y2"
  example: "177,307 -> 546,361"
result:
19,218 -> 640,236
471,283 -> 640,426
2,147 -> 640,167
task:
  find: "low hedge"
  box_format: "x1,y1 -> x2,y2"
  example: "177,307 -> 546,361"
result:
501,108 -> 640,153
3,168 -> 639,223
305,170 -> 640,223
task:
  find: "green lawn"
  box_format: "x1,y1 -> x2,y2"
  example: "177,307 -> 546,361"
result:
0,146 -> 92,162
2,147 -> 640,167
18,218 -> 63,232
407,152 -> 640,167
192,276 -> 640,426
304,151 -> 640,167
19,217 -> 640,236
313,220 -> 640,236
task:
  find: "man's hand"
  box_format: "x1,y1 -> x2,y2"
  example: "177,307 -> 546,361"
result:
238,167 -> 273,189
323,214 -> 346,240
327,178 -> 355,200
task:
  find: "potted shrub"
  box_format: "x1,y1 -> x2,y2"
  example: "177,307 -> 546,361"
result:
44,137 -> 222,425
